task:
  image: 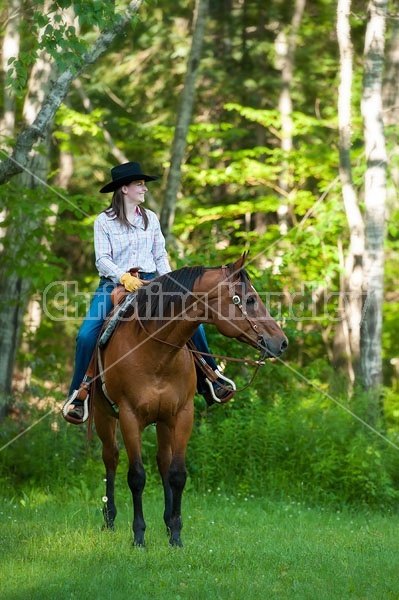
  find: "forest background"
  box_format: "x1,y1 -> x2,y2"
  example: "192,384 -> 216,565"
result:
0,0 -> 399,510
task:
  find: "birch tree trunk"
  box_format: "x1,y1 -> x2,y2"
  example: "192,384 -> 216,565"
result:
160,0 -> 209,239
334,0 -> 364,386
0,0 -> 23,416
262,0 -> 305,275
382,5 -> 399,196
0,0 -> 21,245
2,0 -> 20,139
360,0 -> 388,413
275,0 -> 306,237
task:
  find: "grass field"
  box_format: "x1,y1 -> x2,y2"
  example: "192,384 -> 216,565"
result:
1,488 -> 398,600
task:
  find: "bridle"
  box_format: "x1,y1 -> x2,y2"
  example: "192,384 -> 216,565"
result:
220,265 -> 266,354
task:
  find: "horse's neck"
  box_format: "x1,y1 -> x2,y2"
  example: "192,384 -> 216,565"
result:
142,317 -> 200,350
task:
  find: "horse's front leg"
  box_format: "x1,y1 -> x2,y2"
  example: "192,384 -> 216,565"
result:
127,458 -> 146,546
167,454 -> 187,547
120,411 -> 146,547
103,471 -> 117,530
157,410 -> 193,547
156,422 -> 173,535
94,410 -> 119,530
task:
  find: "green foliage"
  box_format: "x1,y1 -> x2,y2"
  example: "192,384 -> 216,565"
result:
383,385 -> 399,436
0,184 -> 66,289
54,106 -> 104,139
1,370 -> 398,511
5,1 -> 122,96
0,409 -> 97,490
188,369 -> 399,509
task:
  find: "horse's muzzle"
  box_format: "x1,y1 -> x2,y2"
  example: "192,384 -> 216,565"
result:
258,334 -> 288,360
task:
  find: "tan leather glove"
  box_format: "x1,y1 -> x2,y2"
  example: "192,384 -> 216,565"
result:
120,273 -> 143,292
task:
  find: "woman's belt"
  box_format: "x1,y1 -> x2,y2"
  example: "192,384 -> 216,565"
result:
138,271 -> 156,281
100,271 -> 156,284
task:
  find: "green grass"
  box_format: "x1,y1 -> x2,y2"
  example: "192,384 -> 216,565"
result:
1,488 -> 398,599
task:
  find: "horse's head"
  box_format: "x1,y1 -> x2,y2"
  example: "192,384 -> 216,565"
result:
194,253 -> 288,360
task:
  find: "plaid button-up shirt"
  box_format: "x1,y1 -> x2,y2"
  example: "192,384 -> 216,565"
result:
94,208 -> 171,283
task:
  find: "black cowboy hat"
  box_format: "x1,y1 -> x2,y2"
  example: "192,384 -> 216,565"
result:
99,162 -> 158,193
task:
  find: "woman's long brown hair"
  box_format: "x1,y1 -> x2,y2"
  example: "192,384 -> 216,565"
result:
104,187 -> 149,230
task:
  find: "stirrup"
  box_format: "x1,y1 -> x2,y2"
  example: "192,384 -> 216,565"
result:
61,389 -> 89,424
205,369 -> 236,404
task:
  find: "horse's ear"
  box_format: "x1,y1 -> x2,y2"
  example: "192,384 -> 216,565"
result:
233,251 -> 249,272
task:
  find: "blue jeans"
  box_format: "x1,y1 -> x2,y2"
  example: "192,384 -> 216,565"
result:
69,276 -> 218,396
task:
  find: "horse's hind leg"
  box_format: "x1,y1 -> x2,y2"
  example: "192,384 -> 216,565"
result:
95,410 -> 119,530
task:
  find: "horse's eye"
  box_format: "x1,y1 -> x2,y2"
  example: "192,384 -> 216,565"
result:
246,296 -> 256,306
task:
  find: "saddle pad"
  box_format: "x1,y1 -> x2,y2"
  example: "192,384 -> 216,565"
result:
98,291 -> 138,348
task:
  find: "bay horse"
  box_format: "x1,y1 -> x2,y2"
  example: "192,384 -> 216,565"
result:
93,253 -> 287,547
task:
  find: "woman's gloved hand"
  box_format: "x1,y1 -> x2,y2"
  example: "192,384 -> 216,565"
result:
120,273 -> 143,292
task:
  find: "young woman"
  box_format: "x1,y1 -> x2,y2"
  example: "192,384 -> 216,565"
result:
63,162 -> 235,424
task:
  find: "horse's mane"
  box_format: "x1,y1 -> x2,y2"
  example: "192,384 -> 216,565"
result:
126,262 -> 250,326
135,266 -> 205,323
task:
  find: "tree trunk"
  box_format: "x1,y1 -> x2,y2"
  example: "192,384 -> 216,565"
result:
265,0 -> 305,275
334,0 -> 364,386
2,0 -> 21,138
160,0 -> 209,239
0,0 -> 23,416
275,0 -> 306,237
0,0 -> 21,262
360,0 -> 388,418
382,2 -> 399,126
382,4 -> 399,205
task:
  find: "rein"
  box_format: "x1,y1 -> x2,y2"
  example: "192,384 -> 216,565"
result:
135,314 -> 263,394
136,314 -> 265,365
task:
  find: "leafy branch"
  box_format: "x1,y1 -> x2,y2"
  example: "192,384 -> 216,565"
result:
0,0 -> 144,185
